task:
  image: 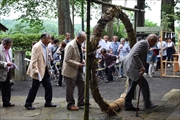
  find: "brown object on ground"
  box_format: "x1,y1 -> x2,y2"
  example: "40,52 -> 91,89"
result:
109,93 -> 126,112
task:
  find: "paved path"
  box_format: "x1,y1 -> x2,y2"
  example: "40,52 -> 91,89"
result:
0,71 -> 180,120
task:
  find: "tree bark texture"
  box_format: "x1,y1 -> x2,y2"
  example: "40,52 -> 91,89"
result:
57,0 -> 73,36
137,0 -> 145,27
102,0 -> 113,38
161,0 -> 175,32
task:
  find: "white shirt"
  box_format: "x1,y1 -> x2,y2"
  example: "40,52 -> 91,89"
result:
104,41 -> 112,51
96,39 -> 108,58
157,41 -> 167,57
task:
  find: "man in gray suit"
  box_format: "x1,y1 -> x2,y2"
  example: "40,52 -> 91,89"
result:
0,38 -> 15,107
120,34 -> 158,111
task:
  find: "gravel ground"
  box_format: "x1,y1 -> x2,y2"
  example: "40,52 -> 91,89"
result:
6,70 -> 180,102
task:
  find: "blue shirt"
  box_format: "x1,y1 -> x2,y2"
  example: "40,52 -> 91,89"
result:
118,44 -> 130,59
111,42 -> 120,56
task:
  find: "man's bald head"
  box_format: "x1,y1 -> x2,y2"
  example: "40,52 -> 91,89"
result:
147,34 -> 158,47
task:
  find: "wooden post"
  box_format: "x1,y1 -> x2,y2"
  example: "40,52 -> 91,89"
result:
133,10 -> 137,100
160,31 -> 164,77
178,32 -> 180,54
82,0 -> 84,31
14,50 -> 26,81
84,0 -> 90,120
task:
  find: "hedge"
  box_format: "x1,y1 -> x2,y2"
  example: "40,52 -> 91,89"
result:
0,34 -> 64,58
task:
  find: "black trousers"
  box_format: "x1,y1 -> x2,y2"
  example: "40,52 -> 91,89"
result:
58,69 -> 63,86
124,76 -> 152,109
105,66 -> 114,81
0,70 -> 11,105
156,56 -> 166,70
25,68 -> 52,105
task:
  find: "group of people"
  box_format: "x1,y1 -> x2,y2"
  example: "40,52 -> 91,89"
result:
97,35 -> 130,83
1,32 -> 163,112
46,33 -> 71,86
0,31 -> 87,111
146,36 -> 177,77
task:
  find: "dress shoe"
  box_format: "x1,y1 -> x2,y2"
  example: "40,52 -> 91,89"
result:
105,80 -> 109,83
67,106 -> 79,111
44,102 -> 57,107
3,103 -> 15,107
146,105 -> 158,109
78,103 -> 91,109
124,106 -> 139,111
24,105 -> 35,110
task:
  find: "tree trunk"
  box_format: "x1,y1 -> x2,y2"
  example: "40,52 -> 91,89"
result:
57,0 -> 73,36
102,0 -> 113,38
137,0 -> 145,27
161,0 -> 175,32
107,21 -> 113,38
72,0 -> 75,38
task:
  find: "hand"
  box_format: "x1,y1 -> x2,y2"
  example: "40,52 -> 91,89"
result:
79,63 -> 84,68
82,60 -> 85,64
149,48 -> 154,51
7,62 -> 12,66
139,66 -> 146,75
98,59 -> 101,63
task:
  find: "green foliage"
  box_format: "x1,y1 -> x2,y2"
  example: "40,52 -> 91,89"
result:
1,0 -> 57,28
102,18 -> 159,39
113,19 -> 127,38
161,12 -> 173,31
176,27 -> 180,32
145,19 -> 158,27
174,6 -> 180,23
161,3 -> 180,31
0,34 -> 64,58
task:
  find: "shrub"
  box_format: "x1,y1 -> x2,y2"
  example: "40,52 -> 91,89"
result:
0,34 -> 64,58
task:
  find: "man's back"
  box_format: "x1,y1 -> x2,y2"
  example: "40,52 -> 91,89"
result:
121,40 -> 148,81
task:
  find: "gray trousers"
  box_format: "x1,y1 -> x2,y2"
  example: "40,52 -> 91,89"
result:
64,69 -> 84,109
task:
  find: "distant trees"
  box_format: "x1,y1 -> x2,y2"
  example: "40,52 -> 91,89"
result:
161,0 -> 180,31
0,0 -> 80,36
1,0 -> 179,36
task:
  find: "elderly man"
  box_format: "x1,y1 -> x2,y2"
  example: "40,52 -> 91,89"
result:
120,34 -> 158,111
62,31 -> 86,111
63,32 -> 71,44
25,33 -> 56,110
111,36 -> 120,56
0,38 -> 15,107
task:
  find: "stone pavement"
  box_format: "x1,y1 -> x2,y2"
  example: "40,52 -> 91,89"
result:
0,89 -> 179,120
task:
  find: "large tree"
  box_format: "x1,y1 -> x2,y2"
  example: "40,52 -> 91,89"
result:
161,0 -> 175,32
57,0 -> 73,36
102,0 -> 113,38
136,0 -> 145,27
0,0 -> 74,36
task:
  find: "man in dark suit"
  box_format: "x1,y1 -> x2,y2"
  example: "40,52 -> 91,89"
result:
24,33 -> 56,110
0,38 -> 15,107
120,34 -> 158,111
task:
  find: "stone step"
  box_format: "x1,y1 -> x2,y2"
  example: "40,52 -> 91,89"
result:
144,89 -> 180,120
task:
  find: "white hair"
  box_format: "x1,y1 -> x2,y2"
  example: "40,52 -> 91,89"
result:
76,31 -> 86,37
